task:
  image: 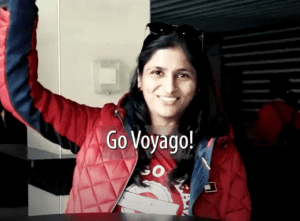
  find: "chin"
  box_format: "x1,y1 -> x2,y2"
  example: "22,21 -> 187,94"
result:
158,111 -> 181,119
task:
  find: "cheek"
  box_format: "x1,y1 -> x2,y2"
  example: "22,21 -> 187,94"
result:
141,83 -> 155,100
183,82 -> 197,96
143,78 -> 158,93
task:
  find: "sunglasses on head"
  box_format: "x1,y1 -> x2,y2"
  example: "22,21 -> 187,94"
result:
146,22 -> 203,40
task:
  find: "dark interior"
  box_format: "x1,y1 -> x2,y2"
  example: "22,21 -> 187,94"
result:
151,0 -> 300,219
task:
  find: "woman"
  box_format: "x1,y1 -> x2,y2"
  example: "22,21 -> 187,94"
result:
0,0 -> 251,220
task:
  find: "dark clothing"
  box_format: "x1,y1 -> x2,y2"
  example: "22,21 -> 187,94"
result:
0,103 -> 27,144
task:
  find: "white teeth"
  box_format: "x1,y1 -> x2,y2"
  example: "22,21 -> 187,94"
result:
159,96 -> 177,102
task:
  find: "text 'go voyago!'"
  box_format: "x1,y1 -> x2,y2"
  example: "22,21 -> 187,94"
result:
106,131 -> 194,154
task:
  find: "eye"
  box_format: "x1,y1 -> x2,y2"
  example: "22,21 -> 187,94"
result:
151,70 -> 163,76
177,72 -> 190,78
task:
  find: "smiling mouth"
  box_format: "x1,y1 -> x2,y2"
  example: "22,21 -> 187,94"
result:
157,95 -> 178,103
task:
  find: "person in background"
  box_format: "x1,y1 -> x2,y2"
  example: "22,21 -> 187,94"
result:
253,74 -> 300,147
0,0 -> 251,220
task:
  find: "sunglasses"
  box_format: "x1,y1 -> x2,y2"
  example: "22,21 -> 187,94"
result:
145,22 -> 204,51
146,22 -> 202,39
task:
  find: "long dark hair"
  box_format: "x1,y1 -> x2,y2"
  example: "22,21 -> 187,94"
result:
126,30 -> 229,188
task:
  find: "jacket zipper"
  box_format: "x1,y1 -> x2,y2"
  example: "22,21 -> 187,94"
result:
110,109 -> 138,212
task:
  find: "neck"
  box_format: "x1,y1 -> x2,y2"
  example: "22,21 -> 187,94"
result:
148,117 -> 179,136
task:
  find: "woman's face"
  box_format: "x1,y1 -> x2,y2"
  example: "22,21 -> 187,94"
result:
138,46 -> 197,124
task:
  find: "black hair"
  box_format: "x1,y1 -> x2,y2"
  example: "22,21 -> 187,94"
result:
270,74 -> 298,108
126,30 -> 229,188
270,74 -> 289,98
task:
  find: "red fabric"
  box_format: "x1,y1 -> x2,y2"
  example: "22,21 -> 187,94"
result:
114,139 -> 191,216
193,139 -> 251,221
253,100 -> 300,145
0,8 -> 251,220
0,7 -> 94,150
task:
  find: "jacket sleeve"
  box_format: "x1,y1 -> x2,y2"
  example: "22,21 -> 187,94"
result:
0,0 -> 101,154
225,149 -> 251,221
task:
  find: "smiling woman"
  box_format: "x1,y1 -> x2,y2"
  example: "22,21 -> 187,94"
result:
0,0 -> 251,220
138,46 -> 197,133
126,26 -> 228,194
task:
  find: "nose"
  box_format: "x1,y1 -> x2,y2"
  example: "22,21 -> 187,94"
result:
163,75 -> 176,94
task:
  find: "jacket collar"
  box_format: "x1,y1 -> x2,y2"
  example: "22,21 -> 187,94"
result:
117,93 -> 130,106
189,137 -> 215,216
114,93 -> 130,120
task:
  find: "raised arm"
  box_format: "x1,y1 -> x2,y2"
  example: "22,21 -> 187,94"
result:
0,0 -> 101,153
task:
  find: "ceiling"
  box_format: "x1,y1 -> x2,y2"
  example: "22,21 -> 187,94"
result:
151,0 -> 300,34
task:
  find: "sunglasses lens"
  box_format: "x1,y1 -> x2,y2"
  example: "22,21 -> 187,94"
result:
147,22 -> 173,35
178,25 -> 201,39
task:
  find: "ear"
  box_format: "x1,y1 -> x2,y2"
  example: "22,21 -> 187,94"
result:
137,70 -> 142,90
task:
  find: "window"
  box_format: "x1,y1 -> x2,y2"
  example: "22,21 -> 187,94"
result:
221,22 -> 300,124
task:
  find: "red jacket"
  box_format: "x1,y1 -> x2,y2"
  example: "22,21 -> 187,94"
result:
253,99 -> 300,146
0,2 -> 251,220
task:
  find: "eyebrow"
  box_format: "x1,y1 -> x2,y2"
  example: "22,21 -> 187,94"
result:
145,66 -> 166,71
177,68 -> 194,73
145,66 -> 194,73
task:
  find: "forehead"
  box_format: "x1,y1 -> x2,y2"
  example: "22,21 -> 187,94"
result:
144,46 -> 194,71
